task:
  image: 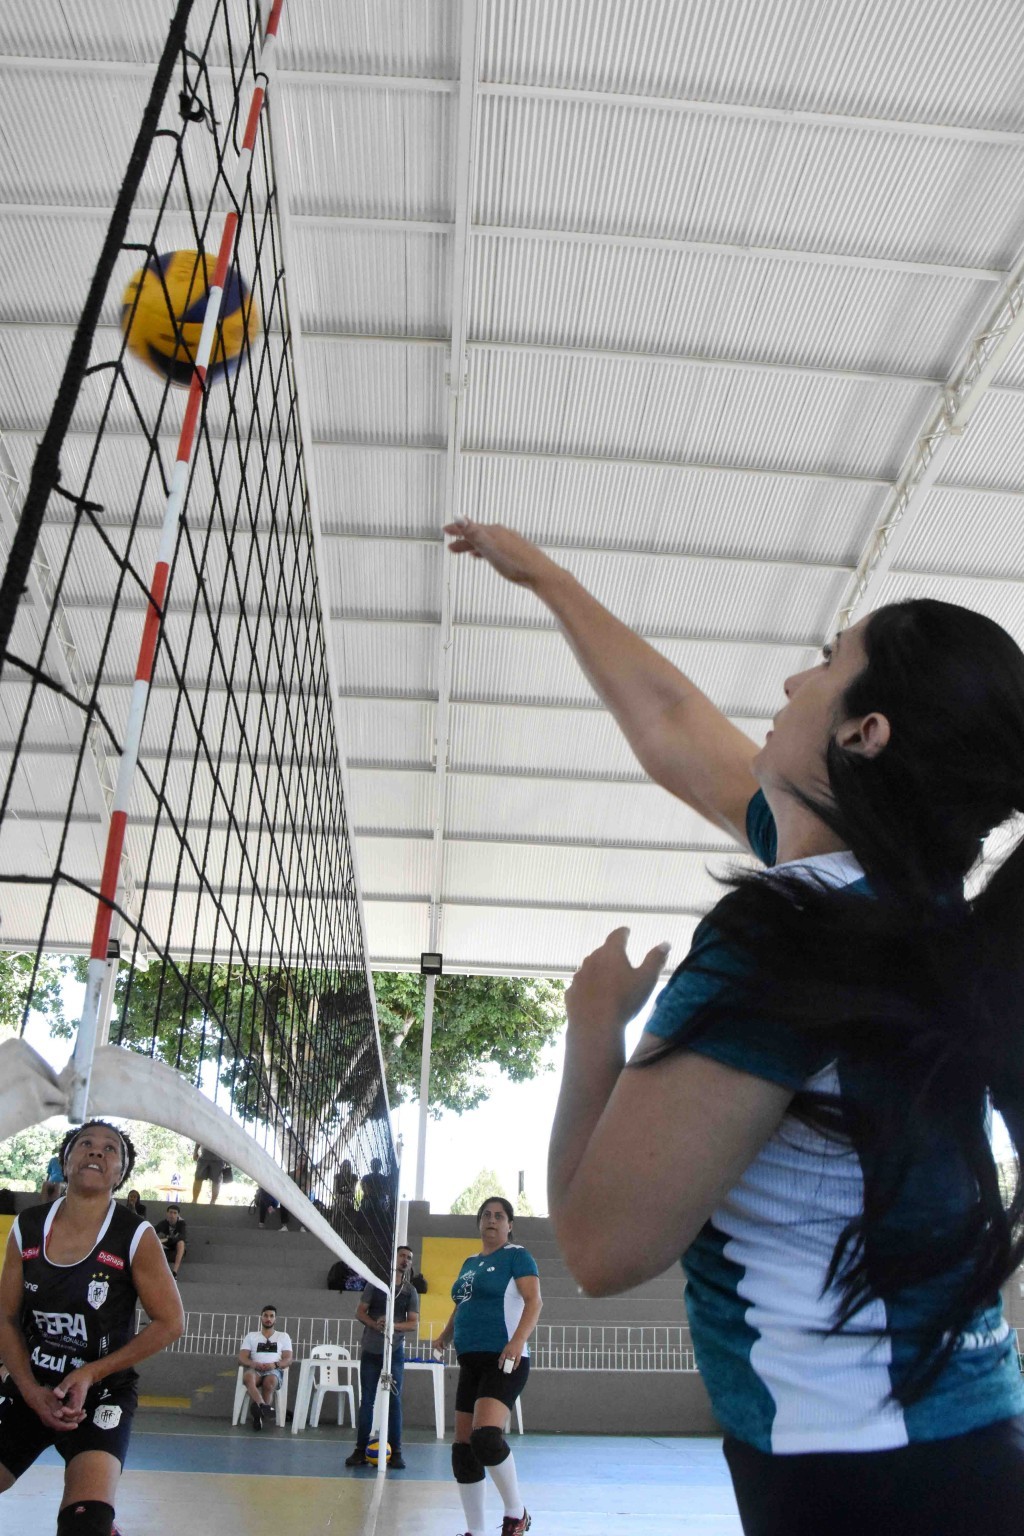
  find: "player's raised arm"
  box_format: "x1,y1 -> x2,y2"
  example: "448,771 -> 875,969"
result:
444,521 -> 759,847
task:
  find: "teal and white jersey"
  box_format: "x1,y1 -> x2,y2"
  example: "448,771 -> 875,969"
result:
451,1243 -> 539,1355
644,790 -> 1024,1454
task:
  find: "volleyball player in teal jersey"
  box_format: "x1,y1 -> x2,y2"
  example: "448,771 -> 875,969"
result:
446,519 -> 1024,1536
436,1198 -> 541,1536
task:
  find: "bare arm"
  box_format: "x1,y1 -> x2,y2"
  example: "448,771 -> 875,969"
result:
52,1227 -> 185,1414
498,1276 -> 542,1371
277,1348 -> 294,1370
548,930 -> 792,1294
435,1305 -> 458,1350
445,521 -> 759,845
355,1300 -> 379,1331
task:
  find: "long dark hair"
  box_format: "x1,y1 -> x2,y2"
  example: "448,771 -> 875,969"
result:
643,599 -> 1024,1403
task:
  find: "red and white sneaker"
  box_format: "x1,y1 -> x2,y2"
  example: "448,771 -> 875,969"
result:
501,1513 -> 531,1536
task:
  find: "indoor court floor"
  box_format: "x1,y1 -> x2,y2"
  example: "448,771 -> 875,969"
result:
0,1411 -> 744,1535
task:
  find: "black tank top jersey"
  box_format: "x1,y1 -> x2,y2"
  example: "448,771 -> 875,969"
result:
13,1199 -> 149,1389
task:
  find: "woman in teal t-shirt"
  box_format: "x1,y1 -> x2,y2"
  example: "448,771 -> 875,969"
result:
436,1198 -> 541,1536
446,519 -> 1024,1536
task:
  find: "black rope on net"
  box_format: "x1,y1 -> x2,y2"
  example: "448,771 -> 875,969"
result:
3,0 -> 396,1268
0,0 -> 196,684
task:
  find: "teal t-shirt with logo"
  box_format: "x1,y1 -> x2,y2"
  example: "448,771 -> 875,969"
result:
451,1243 -> 539,1356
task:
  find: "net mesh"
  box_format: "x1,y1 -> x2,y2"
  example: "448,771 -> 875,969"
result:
0,0 -> 396,1277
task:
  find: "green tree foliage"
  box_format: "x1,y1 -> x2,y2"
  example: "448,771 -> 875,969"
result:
450,1167 -> 536,1218
0,954 -> 564,1130
0,953 -> 79,1039
0,1120 -> 195,1190
0,1123 -> 62,1184
42,960 -> 377,1142
451,1167 -> 509,1215
372,972 -> 564,1116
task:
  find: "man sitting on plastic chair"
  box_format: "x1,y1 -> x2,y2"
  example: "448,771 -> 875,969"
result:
346,1247 -> 419,1470
239,1305 -> 294,1430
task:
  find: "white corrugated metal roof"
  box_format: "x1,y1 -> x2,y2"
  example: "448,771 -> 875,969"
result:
4,0 -> 1024,977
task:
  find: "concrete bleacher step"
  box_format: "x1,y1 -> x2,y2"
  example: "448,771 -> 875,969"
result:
173,1284 -> 361,1316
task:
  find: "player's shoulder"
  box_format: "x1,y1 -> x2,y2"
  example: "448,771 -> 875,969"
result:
108,1201 -> 149,1240
502,1242 -> 535,1261
13,1202 -> 49,1247
503,1243 -> 539,1272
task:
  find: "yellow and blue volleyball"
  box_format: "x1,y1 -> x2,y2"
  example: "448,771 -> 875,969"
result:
366,1437 -> 391,1465
120,249 -> 259,387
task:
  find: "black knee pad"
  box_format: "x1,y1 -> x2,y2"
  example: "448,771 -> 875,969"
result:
452,1440 -> 485,1483
56,1503 -> 115,1536
470,1424 -> 510,1467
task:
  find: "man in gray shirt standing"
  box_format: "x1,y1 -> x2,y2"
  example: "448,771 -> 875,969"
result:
345,1246 -> 419,1470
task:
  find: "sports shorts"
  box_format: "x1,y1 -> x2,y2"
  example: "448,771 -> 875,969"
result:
0,1373 -> 139,1479
454,1351 -> 529,1414
724,1412 -> 1024,1536
195,1155 -> 225,1181
245,1367 -> 283,1389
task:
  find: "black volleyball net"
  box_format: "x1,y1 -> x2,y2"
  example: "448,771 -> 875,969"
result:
0,0 -> 396,1277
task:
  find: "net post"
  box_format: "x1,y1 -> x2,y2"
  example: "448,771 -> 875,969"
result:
375,1136 -> 403,1479
414,974 -> 437,1201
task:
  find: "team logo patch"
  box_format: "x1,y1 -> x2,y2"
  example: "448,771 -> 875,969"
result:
22,1246 -> 40,1261
92,1403 -> 122,1430
87,1277 -> 109,1310
96,1251 -> 124,1270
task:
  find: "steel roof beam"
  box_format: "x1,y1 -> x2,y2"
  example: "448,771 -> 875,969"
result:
471,223 -> 1002,285
412,0 -> 481,1200
475,80 -> 1024,149
6,806 -> 735,858
0,202 -> 1003,283
3,54 -> 1019,149
831,244 -> 1024,629
0,318 -> 973,393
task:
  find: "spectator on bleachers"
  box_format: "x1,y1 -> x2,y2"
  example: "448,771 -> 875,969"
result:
279,1152 -> 311,1232
256,1186 -> 280,1228
40,1148 -> 65,1203
125,1188 -> 147,1218
238,1305 -> 293,1431
333,1158 -> 358,1224
155,1204 -> 187,1277
192,1143 -> 230,1203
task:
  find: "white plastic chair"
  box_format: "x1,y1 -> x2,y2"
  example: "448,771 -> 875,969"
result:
231,1363 -> 290,1427
307,1344 -> 357,1428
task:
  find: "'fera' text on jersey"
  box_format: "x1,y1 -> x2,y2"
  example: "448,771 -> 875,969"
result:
13,1199 -> 150,1389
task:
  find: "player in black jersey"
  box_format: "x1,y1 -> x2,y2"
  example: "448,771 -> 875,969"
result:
0,1120 -> 184,1536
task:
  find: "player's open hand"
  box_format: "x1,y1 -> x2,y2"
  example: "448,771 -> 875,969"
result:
566,928 -> 671,1034
443,520 -> 559,588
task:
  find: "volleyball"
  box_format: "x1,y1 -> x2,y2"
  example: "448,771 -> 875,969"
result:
366,1437 -> 391,1465
120,250 -> 259,387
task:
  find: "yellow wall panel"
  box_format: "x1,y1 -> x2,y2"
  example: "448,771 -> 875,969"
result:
415,1236 -> 480,1331
0,1214 -> 16,1278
